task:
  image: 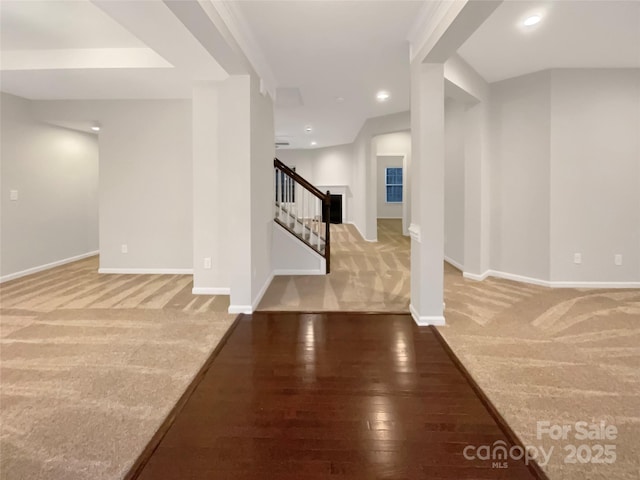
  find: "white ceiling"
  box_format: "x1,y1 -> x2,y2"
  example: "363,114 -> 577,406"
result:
0,0 -> 228,99
234,1 -> 423,149
1,0 -> 145,49
2,0 -> 638,143
458,0 -> 640,83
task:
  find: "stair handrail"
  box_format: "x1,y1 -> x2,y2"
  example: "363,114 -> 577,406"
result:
274,158 -> 327,201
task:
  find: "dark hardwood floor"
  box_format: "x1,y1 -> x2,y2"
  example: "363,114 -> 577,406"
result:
132,313 -> 543,479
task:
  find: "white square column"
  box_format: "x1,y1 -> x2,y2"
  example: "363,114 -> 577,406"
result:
410,63 -> 446,326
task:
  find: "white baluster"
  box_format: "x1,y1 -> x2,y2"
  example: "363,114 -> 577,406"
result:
282,175 -> 289,226
277,169 -> 282,220
301,186 -> 305,239
317,197 -> 322,249
274,168 -> 278,218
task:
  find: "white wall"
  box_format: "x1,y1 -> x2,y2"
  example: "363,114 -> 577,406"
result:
276,144 -> 353,187
250,74 -> 276,308
375,131 -> 411,159
352,111 -> 411,241
550,69 -> 640,283
444,54 -> 491,278
214,76 -> 252,309
488,68 -> 640,285
444,98 -> 465,267
276,143 -> 354,222
275,149 -> 314,181
489,71 -> 552,280
192,83 -> 227,293
1,93 -> 99,280
31,99 -> 193,272
191,74 -> 275,311
271,222 -> 325,274
313,144 -> 353,189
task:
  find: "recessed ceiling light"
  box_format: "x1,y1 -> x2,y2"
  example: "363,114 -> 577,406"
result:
376,90 -> 390,102
311,141 -> 317,146
523,15 -> 541,26
305,126 -> 312,133
91,126 -> 100,132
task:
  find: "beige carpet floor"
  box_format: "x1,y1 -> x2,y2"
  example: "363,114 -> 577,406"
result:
260,218 -> 639,479
0,257 -> 235,480
2,228 -> 638,480
258,219 -> 410,311
440,266 -> 640,480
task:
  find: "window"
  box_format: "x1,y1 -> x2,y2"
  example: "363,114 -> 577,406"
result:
385,167 -> 403,203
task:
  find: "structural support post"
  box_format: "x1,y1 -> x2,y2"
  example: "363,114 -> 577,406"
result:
463,101 -> 490,278
410,62 -> 446,326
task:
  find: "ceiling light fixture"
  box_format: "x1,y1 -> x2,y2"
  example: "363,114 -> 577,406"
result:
523,15 -> 541,26
376,90 -> 390,102
305,126 -> 312,133
311,141 -> 317,146
91,126 -> 100,132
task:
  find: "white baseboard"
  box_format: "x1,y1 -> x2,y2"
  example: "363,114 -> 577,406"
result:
272,267 -> 325,276
0,250 -> 99,283
463,269 -> 640,289
192,287 -> 230,295
228,271 -> 276,315
228,305 -> 252,314
409,303 -> 446,326
347,221 -> 377,242
463,271 -> 490,281
444,256 -> 464,272
487,270 -> 550,287
98,268 -> 193,275
548,280 -> 640,289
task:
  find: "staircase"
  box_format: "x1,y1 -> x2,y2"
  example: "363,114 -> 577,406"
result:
274,158 -> 331,273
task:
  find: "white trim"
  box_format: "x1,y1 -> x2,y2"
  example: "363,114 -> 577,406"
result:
347,221 -> 377,242
1,250 -> 99,283
463,270 -> 490,281
548,281 -> 640,289
273,267 -> 325,276
408,223 -> 421,243
485,270 -> 551,287
210,1 -> 277,99
462,269 -> 640,289
377,216 -> 403,219
228,305 -> 252,314
252,272 -> 275,311
444,256 -> 464,272
410,303 -> 446,326
407,0 -> 462,62
227,272 -> 276,314
192,287 -> 230,295
98,268 -> 193,275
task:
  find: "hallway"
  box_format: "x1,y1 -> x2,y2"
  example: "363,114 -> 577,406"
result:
132,312 -> 542,480
258,219 -> 410,312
